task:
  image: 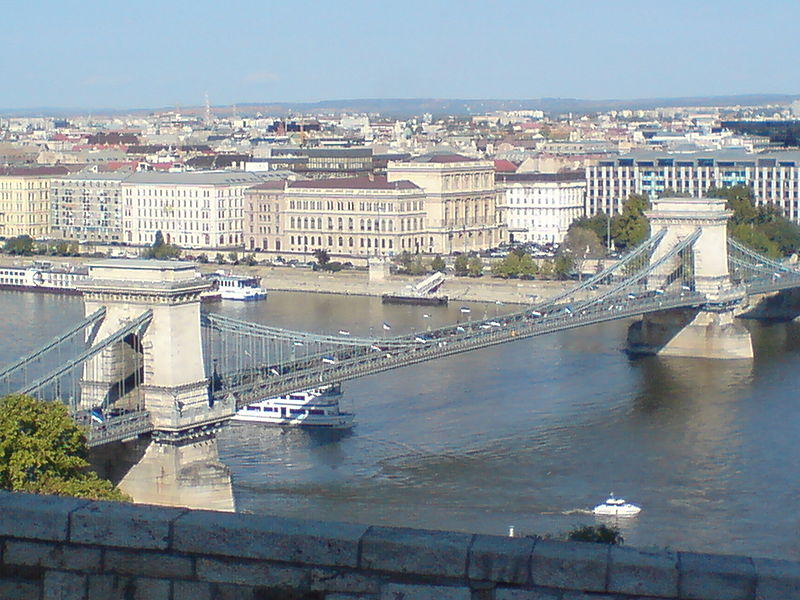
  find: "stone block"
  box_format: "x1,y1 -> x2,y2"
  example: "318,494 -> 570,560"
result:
679,551 -> 756,600
754,557 -> 800,600
104,548 -> 193,578
173,580 -> 213,600
361,526 -> 472,578
197,556 -> 308,588
608,545 -> 678,597
468,534 -> 535,584
380,582 -> 471,599
131,577 -> 171,600
495,590 -> 561,600
0,577 -> 42,600
4,540 -> 102,572
70,501 -> 186,550
530,539 -> 608,593
43,570 -> 86,600
174,510 -> 367,568
87,575 -> 123,600
0,491 -> 89,542
309,567 -> 381,594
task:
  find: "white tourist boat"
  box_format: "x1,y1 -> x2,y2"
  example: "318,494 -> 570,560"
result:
593,493 -> 641,517
232,385 -> 355,429
202,270 -> 267,301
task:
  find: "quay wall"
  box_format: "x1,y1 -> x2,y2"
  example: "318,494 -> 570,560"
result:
1,491 -> 798,600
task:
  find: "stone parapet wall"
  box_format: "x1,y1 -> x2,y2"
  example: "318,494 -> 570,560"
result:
0,491 -> 798,599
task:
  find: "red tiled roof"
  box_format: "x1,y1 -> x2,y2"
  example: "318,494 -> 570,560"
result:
494,159 -> 518,173
288,176 -> 419,191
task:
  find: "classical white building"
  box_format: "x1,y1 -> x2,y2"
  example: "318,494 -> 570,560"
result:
121,171 -> 262,249
496,171 -> 586,244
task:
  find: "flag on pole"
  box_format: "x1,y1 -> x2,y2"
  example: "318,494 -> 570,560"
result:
382,322 -> 392,331
322,356 -> 336,364
90,408 -> 104,424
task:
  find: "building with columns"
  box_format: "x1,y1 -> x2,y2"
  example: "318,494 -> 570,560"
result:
386,153 -> 504,254
496,171 -> 585,244
0,166 -> 71,239
121,171 -> 262,249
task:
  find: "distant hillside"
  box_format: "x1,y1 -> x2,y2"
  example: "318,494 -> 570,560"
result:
2,94 -> 798,119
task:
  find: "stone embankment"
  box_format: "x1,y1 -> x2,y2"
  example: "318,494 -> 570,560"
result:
0,255 -> 576,305
1,490 -> 798,599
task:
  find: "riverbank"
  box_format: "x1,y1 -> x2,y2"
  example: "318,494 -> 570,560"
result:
0,255 -> 576,304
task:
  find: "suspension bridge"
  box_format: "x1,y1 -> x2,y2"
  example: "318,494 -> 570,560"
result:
2,196 -> 800,448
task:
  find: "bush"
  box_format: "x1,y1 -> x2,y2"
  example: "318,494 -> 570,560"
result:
566,524 -> 624,545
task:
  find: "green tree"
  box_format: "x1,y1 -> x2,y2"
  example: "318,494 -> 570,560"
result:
4,235 -> 35,256
570,213 -> 612,248
567,524 -> 624,545
708,185 -> 800,257
313,248 -> 330,267
226,251 -> 239,265
0,394 -> 129,501
430,255 -> 446,273
214,253 -> 225,264
453,254 -> 470,276
144,230 -> 181,260
611,194 -> 650,249
553,253 -> 575,279
467,254 -> 484,277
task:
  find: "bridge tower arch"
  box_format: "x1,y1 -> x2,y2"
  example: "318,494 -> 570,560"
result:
627,196 -> 754,359
77,260 -> 234,436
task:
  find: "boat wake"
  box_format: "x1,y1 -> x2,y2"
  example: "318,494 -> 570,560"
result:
563,509 -> 594,516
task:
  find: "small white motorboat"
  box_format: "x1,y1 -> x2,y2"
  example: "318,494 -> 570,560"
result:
593,493 -> 641,517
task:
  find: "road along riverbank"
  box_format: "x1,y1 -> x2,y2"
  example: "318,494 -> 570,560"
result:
0,255 -> 575,305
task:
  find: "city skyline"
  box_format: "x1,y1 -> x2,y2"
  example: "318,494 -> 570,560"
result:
2,0 -> 799,110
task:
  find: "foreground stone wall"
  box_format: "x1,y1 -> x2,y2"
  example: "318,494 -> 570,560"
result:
0,491 -> 798,600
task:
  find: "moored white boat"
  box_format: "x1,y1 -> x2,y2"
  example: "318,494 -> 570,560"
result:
202,270 -> 267,301
232,384 -> 355,429
593,493 -> 641,517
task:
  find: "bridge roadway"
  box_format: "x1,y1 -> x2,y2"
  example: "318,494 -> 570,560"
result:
219,288 -> 710,406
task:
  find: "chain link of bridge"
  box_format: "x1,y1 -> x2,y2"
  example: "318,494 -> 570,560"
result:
3,197 -> 800,446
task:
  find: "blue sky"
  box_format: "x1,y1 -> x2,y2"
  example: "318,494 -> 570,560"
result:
2,0 -> 798,109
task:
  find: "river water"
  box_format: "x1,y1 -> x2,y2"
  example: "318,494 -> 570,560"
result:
2,289 -> 799,560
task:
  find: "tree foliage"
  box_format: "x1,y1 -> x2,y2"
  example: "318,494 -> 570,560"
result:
430,255 -> 446,273
144,230 -> 181,260
611,193 -> 650,249
467,255 -> 484,277
4,235 -> 35,256
453,254 -> 470,276
707,185 -> 800,258
567,524 -> 624,545
0,394 -> 129,501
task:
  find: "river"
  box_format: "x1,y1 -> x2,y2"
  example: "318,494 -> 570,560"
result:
2,289 -> 799,560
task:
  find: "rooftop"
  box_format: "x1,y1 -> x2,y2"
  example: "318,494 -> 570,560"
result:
288,175 -> 420,191
122,171 -> 262,186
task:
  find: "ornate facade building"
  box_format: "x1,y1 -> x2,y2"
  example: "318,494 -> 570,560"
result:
0,166 -> 71,239
387,153 -> 504,254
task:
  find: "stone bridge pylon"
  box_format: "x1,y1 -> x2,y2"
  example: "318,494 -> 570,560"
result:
627,196 -> 753,359
77,260 -> 235,437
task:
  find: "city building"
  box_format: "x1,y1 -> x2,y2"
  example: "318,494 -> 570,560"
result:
280,176 -> 427,258
386,153 -> 504,254
586,150 -> 800,222
254,148 -> 373,179
121,171 -> 262,249
0,166 -> 71,239
244,180 -> 285,252
50,172 -> 128,243
496,171 -> 586,244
